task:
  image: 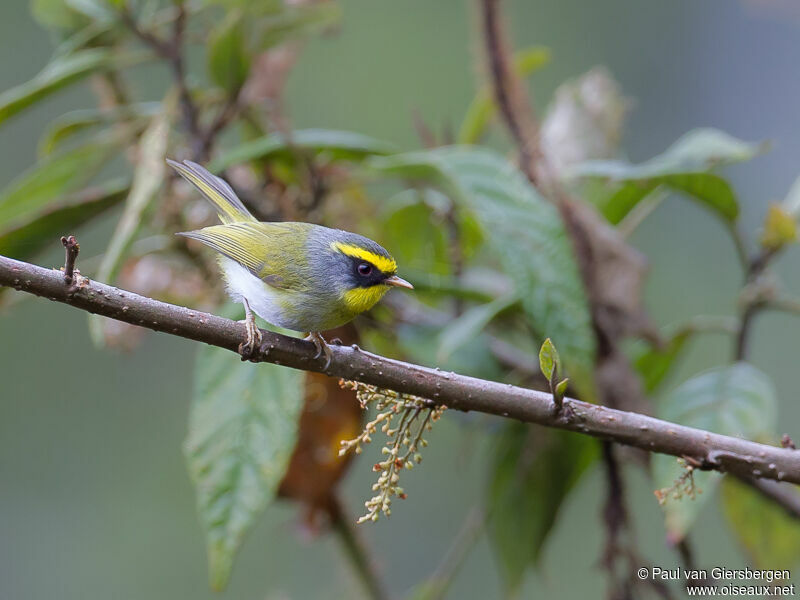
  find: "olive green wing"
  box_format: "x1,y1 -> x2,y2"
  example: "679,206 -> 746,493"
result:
179,222 -> 312,291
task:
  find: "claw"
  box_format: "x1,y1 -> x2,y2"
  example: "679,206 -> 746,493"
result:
304,331 -> 333,370
238,298 -> 262,360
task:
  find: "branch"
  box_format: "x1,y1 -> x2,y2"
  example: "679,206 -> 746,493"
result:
60,235 -> 79,285
479,0 -> 542,186
734,246 -> 782,361
3,251 -> 800,487
120,2 -> 203,157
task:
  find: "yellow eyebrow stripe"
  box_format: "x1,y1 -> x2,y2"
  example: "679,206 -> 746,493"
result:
331,242 -> 397,273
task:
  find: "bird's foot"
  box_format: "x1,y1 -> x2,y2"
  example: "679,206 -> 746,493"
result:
238,301 -> 262,361
304,331 -> 333,370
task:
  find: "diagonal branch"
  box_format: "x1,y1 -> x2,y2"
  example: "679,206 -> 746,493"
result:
3,251 -> 800,489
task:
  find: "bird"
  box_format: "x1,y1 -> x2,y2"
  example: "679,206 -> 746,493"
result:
167,159 -> 413,367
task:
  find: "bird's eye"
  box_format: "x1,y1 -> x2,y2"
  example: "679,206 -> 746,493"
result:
357,263 -> 372,276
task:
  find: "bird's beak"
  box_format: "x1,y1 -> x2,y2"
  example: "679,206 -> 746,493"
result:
385,275 -> 414,289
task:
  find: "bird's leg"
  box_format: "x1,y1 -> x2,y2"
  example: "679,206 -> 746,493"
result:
304,331 -> 333,370
239,298 -> 262,360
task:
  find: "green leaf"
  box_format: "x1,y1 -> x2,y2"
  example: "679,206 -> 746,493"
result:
0,134 -> 123,234
395,323 -> 503,382
207,12 -> 251,94
538,337 -> 560,381
488,425 -> 597,591
252,2 -> 341,51
457,46 -> 551,145
437,293 -> 519,362
201,0 -> 282,14
212,129 -> 396,171
38,102 -> 161,156
653,363 -> 777,541
0,178 -> 128,261
0,49 -> 113,127
89,113 -> 168,344
760,203 -> 797,250
185,337 -> 305,590
64,0 -> 115,22
633,330 -> 691,393
369,147 -> 597,400
382,197 -> 450,277
572,128 -> 764,224
31,0 -> 90,32
721,477 -> 800,570
554,378 -> 569,399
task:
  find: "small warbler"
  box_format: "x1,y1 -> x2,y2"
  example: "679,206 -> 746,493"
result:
168,159 -> 413,366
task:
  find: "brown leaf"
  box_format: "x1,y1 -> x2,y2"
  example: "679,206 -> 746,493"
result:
278,324 -> 363,520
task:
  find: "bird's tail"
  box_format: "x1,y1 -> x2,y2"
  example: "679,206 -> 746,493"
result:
167,159 -> 255,224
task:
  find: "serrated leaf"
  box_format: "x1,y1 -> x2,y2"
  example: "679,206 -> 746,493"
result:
538,337 -> 560,381
572,128 -> 764,224
185,339 -> 305,590
488,425 -> 597,591
653,363 -> 777,541
369,147 -> 596,400
0,178 -> 128,261
721,477 -> 800,570
761,203 -> 797,250
0,134 -> 123,235
207,12 -> 251,94
212,129 -> 396,171
38,102 -> 161,156
438,293 -> 519,362
458,46 -> 551,145
0,49 -> 113,127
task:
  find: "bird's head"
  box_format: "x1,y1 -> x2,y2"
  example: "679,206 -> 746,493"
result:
320,231 -> 413,315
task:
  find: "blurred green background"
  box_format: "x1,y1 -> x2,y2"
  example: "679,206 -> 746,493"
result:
2,0 -> 800,598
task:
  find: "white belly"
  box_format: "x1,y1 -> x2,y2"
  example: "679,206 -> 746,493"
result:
220,258 -> 297,330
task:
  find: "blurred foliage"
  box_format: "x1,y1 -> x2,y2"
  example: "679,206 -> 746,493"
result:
369,147 -> 596,400
722,477 -> 800,571
572,128 -> 765,225
488,426 -> 597,591
185,316 -> 306,590
652,363 -> 777,542
3,0 -> 800,596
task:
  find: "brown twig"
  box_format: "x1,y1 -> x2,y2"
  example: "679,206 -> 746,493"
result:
60,236 -> 80,285
4,250 -> 800,486
600,442 -> 631,600
479,0 -> 542,186
734,246 -> 782,361
120,2 -> 203,157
